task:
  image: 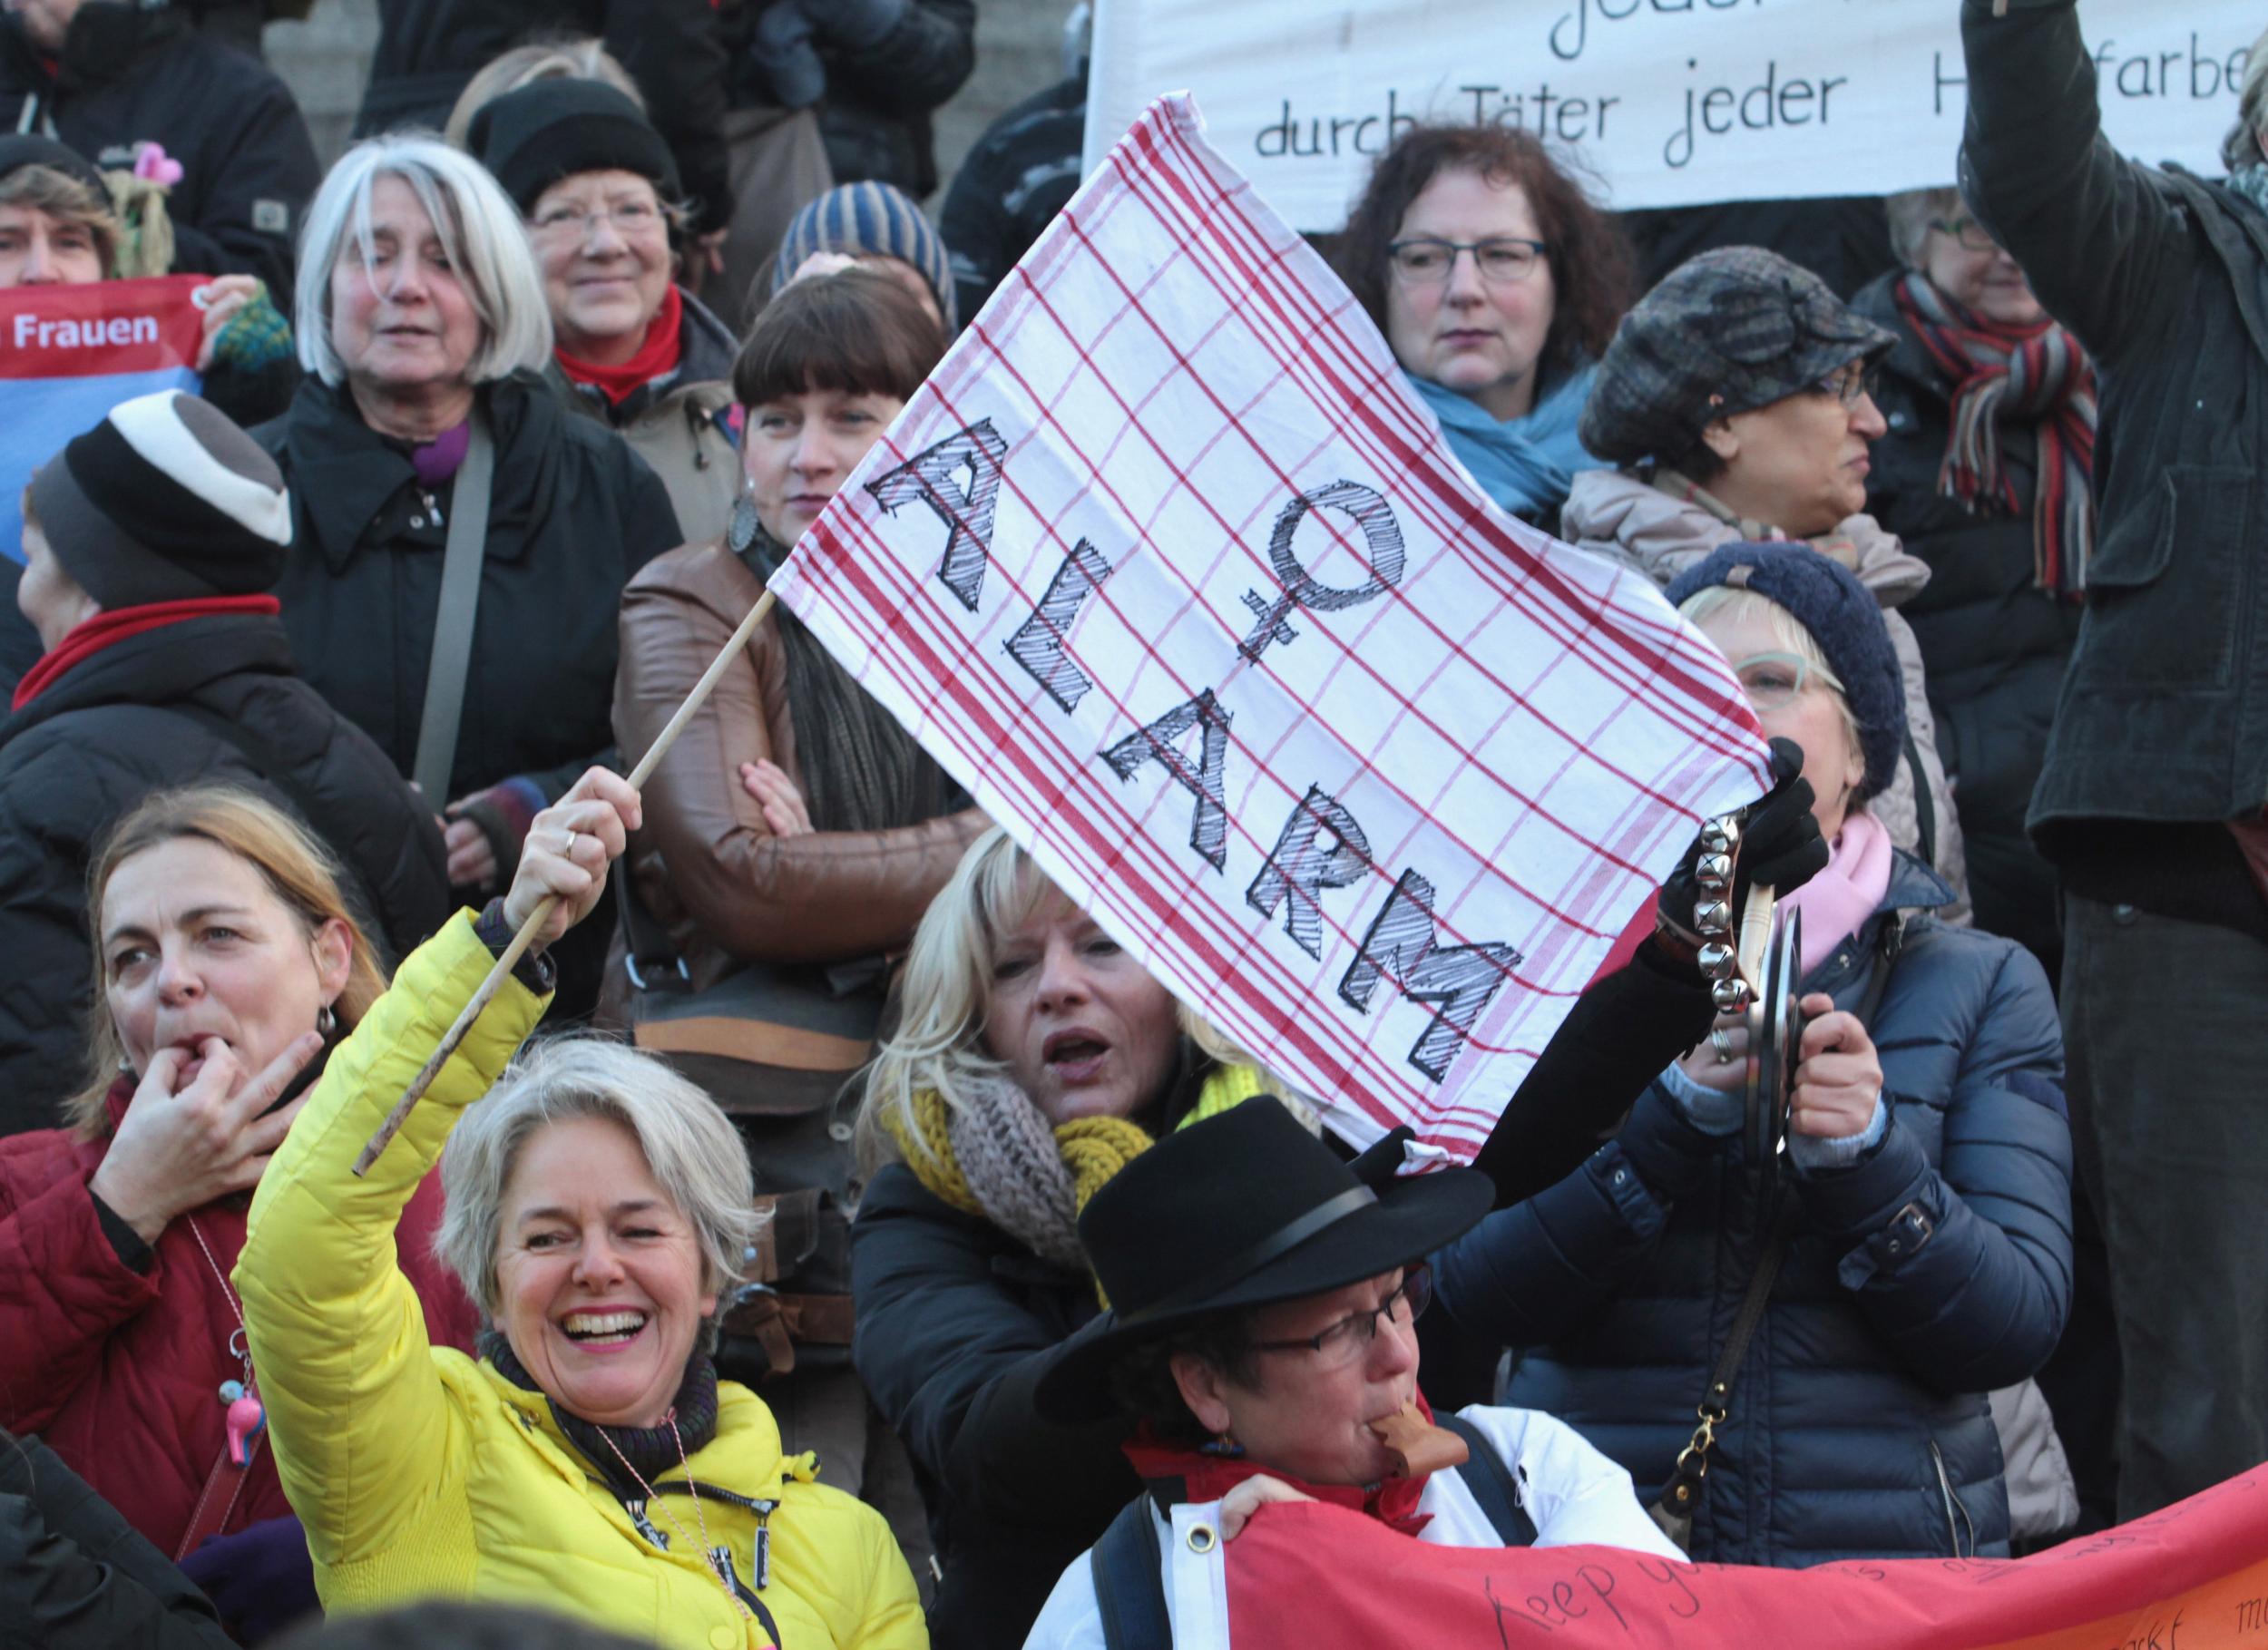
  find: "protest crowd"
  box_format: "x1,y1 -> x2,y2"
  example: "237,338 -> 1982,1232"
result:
0,0 -> 2262,1645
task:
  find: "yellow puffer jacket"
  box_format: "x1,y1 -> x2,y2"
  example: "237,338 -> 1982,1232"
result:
238,913 -> 925,1648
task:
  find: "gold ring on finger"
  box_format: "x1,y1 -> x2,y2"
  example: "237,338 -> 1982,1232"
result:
1710,1027 -> 1735,1064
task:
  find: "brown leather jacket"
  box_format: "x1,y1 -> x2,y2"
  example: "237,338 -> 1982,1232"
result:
612,537 -> 988,988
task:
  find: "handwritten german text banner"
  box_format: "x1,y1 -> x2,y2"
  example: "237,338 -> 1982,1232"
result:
1084,0 -> 2254,228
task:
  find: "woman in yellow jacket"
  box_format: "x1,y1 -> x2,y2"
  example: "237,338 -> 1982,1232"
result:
236,767 -> 924,1649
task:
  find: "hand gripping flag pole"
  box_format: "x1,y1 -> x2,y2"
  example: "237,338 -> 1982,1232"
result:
352,589 -> 779,1176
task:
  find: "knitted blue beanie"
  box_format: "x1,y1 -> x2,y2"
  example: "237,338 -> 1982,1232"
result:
769,181 -> 957,331
1666,541 -> 1907,797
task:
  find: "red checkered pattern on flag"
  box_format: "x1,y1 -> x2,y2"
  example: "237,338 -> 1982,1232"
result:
767,93 -> 1773,1158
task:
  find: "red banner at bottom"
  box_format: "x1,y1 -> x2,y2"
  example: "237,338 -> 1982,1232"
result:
1226,1467 -> 2268,1649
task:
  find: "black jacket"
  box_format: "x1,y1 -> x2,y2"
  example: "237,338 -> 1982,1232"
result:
1440,855 -> 2072,1565
727,0 -> 975,200
1851,272 -> 2083,975
0,4 -> 317,294
938,72 -> 1085,325
0,1430 -> 236,1650
0,612 -> 449,1137
1960,0 -> 2268,871
256,374 -> 679,809
255,373 -> 679,1015
354,0 -> 730,235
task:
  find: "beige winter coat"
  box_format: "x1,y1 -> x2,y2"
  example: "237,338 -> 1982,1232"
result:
1561,467 -> 1970,922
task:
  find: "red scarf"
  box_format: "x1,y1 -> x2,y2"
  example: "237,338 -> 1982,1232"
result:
13,595 -> 281,712
1120,1393 -> 1444,1538
1892,271 -> 2097,599
553,282 -> 685,407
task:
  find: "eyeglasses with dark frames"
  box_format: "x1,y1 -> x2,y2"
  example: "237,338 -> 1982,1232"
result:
1251,1264 -> 1432,1368
1927,215 -> 1998,253
1384,237 -> 1549,289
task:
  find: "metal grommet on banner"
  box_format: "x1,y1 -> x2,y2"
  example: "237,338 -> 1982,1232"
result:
1186,1524 -> 1218,1554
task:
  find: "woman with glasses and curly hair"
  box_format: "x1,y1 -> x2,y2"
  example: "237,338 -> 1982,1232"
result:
1334,123 -> 1636,529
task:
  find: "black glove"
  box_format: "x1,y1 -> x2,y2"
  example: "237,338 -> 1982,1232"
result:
1657,737 -> 1828,945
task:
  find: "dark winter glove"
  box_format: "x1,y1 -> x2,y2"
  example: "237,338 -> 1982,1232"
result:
180,1515 -> 319,1645
1656,737 -> 1828,948
793,0 -> 909,52
750,3 -> 827,109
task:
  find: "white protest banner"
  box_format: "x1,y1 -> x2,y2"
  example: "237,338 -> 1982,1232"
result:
768,93 -> 1772,1159
1084,0 -> 2255,229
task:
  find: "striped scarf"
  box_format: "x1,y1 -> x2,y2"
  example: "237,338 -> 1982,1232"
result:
1892,272 -> 2097,599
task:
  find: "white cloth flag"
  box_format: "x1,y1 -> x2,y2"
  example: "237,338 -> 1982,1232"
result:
768,93 -> 1773,1159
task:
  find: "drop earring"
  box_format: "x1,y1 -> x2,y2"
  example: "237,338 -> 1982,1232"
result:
1198,1430 -> 1245,1460
317,1002 -> 337,1038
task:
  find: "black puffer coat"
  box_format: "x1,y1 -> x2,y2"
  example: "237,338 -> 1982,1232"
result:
1851,273 -> 2083,976
1437,853 -> 2073,1565
0,612 -> 449,1137
254,372 -> 679,1014
0,5 -> 318,293
0,1428 -> 234,1650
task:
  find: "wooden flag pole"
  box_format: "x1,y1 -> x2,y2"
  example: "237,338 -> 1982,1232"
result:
353,588 -> 779,1176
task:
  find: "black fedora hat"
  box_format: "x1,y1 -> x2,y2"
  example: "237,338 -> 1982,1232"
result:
1032,1099 -> 1493,1424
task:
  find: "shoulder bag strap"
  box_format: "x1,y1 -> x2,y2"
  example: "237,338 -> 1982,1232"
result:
1090,1493 -> 1170,1650
410,411 -> 494,805
1901,730 -> 1939,870
1435,1412 -> 1540,1547
173,1431 -> 262,1563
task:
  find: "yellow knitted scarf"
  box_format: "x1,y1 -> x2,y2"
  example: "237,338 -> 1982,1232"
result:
882,1062 -> 1265,1249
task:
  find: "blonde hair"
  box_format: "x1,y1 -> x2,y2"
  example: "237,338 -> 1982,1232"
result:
2225,25 -> 2268,172
857,829 -> 1286,1174
433,1036 -> 758,1338
1678,584 -> 1873,800
442,37 -> 644,149
295,135 -> 552,387
0,163 -> 121,278
69,787 -> 388,1138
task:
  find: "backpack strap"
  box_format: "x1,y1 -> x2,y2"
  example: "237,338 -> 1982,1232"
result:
1090,1493 -> 1170,1650
1435,1412 -> 1540,1547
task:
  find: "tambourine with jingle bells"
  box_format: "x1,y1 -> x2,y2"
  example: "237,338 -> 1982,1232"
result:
1690,812 -> 1810,1180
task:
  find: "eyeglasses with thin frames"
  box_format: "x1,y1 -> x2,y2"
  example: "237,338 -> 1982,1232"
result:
1384,238 -> 1549,290
1815,361 -> 1882,411
1927,215 -> 1998,253
529,200 -> 665,244
1251,1264 -> 1432,1369
1730,651 -> 1843,714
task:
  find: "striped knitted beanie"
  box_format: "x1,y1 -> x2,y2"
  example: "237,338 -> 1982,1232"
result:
28,390 -> 292,608
769,181 -> 958,331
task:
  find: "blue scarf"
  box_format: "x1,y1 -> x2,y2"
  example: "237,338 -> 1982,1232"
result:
1410,360 -> 1601,523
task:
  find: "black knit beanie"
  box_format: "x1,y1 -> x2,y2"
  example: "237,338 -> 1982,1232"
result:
1666,541 -> 1907,798
467,79 -> 679,216
0,134 -> 108,202
28,391 -> 292,608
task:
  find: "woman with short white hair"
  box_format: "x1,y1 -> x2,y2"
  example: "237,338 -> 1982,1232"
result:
235,766 -> 924,1647
255,134 -> 683,1018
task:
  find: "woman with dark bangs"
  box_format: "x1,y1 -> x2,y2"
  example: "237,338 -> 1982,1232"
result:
1335,124 -> 1636,530
608,266 -> 985,1573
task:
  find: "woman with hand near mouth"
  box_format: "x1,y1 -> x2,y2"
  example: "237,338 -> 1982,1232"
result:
1561,246 -> 1970,920
0,786 -> 475,1608
1847,193 -> 2091,981
234,766 -> 924,1648
253,135 -> 681,1021
466,74 -> 743,548
611,265 -> 985,1575
1335,124 -> 1636,528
